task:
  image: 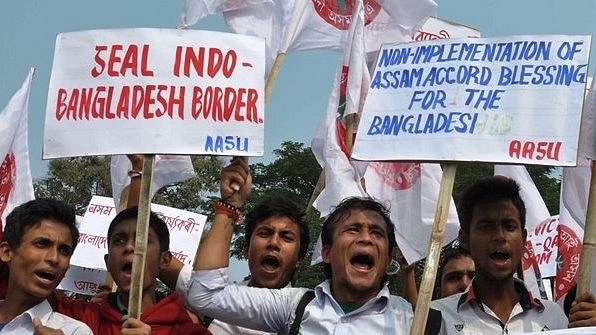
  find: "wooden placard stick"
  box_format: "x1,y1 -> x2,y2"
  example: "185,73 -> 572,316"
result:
576,162 -> 596,296
265,52 -> 286,105
127,154 -> 155,319
410,163 -> 457,335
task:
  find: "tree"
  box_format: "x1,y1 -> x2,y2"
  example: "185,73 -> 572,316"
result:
34,155 -> 224,216
34,156 -> 112,214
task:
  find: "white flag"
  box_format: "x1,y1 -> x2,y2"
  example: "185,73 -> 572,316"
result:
414,16 -> 481,41
310,1 -> 369,264
110,155 -> 196,209
365,162 -> 460,263
177,0 -> 271,28
583,77 -> 595,160
286,0 -> 436,52
0,68 -> 36,230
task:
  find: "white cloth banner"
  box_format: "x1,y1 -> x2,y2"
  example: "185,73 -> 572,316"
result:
70,196 -> 206,270
44,28 -> 265,158
110,154 -> 195,208
0,68 -> 35,228
365,162 -> 459,263
177,0 -> 271,28
353,35 -> 592,166
414,16 -> 481,41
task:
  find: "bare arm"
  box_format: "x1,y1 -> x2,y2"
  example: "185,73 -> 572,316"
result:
194,157 -> 251,270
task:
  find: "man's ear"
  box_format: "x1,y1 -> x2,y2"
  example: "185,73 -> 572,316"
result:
103,254 -> 109,270
321,245 -> 331,265
458,229 -> 470,252
0,242 -> 12,263
160,250 -> 172,269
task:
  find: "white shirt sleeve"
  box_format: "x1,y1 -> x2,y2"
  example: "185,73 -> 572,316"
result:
186,268 -> 308,333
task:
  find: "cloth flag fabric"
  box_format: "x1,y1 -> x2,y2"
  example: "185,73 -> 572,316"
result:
177,0 -> 271,28
554,76 -> 594,303
365,162 -> 460,263
285,0 -> 436,52
223,0 -> 436,66
110,155 -> 196,209
311,3 -> 461,264
311,0 -> 368,219
413,16 -> 481,41
0,68 -> 36,234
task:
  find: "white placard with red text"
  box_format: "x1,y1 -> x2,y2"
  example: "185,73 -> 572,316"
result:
70,196 -> 206,270
523,215 -> 559,278
353,35 -> 591,166
44,28 -> 265,158
58,265 -> 108,296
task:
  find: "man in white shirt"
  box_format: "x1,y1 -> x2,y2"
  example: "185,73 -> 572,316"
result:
0,199 -> 92,335
430,176 -> 567,334
184,157 -> 418,334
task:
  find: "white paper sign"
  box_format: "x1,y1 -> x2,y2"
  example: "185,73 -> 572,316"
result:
353,35 -> 591,166
523,216 -> 559,278
58,265 -> 108,296
70,196 -> 206,270
44,28 -> 265,158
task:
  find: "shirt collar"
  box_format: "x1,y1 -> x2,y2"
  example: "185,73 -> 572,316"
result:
315,280 -> 390,310
457,278 -> 544,312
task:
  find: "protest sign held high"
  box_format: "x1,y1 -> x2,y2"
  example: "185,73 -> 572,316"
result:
44,28 -> 265,159
352,35 -> 591,166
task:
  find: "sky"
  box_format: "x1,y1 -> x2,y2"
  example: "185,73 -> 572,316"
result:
1,0 -> 595,280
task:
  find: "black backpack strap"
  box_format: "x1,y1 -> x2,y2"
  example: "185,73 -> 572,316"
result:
201,315 -> 214,328
288,290 -> 315,335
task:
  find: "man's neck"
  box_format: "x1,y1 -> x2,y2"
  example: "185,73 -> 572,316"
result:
472,276 -> 519,323
0,289 -> 42,323
116,288 -> 159,315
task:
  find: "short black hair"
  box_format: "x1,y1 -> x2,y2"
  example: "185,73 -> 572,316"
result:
4,198 -> 78,250
244,196 -> 309,259
321,197 -> 397,280
106,207 -> 170,252
434,244 -> 473,297
457,176 -> 526,234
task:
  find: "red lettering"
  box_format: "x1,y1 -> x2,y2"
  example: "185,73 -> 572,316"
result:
508,140 -> 562,161
208,48 -> 223,78
91,45 -> 108,77
246,89 -> 259,123
55,89 -> 68,121
116,86 -> 131,118
108,44 -> 123,77
522,141 -> 535,159
509,140 -> 521,158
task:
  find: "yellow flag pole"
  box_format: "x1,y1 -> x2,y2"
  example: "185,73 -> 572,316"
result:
410,163 -> 457,334
127,154 -> 155,318
577,162 -> 596,296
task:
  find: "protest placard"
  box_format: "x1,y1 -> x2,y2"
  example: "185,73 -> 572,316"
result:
523,215 -> 559,278
44,28 -> 265,158
70,196 -> 206,270
352,35 -> 591,166
58,265 -> 108,296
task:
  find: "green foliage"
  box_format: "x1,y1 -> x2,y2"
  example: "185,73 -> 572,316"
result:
34,156 -> 112,214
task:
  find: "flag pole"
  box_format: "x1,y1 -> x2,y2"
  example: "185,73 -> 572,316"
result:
576,161 -> 596,296
410,163 -> 457,335
265,52 -> 286,104
127,154 -> 155,319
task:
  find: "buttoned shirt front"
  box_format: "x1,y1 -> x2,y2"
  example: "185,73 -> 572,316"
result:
0,299 -> 92,335
430,279 -> 568,334
187,268 -> 414,335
